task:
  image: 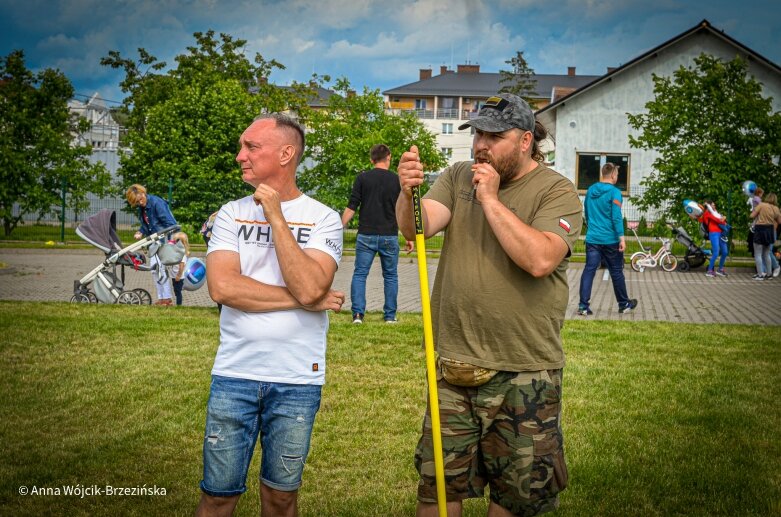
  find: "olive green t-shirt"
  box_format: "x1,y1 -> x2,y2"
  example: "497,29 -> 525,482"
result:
424,161 -> 583,371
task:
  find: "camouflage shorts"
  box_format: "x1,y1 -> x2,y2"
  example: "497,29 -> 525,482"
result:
415,368 -> 568,516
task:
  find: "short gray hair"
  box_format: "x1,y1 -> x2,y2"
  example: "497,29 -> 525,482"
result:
253,113 -> 305,165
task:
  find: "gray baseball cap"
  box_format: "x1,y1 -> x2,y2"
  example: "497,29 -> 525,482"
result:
458,93 -> 535,133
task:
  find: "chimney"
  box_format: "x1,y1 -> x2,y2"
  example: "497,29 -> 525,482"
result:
440,65 -> 449,75
607,67 -> 617,74
420,68 -> 432,80
567,66 -> 576,76
257,76 -> 268,85
347,90 -> 356,98
457,64 -> 480,74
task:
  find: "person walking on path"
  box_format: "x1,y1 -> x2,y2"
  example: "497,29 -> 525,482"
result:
341,144 -> 413,324
750,192 -> 781,280
125,184 -> 177,305
396,93 -> 582,517
196,114 -> 345,517
577,162 -> 637,315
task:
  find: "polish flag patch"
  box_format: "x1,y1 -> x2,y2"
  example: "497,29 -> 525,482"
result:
559,218 -> 572,233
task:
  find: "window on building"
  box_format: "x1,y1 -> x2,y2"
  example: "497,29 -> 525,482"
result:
442,123 -> 453,134
440,97 -> 455,109
576,153 -> 630,192
441,147 -> 453,159
415,99 -> 427,109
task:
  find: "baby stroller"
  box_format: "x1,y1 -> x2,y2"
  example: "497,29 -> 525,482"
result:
71,209 -> 183,304
671,226 -> 710,272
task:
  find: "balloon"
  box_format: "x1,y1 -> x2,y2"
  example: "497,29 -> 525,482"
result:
742,180 -> 757,197
683,199 -> 703,218
182,257 -> 206,291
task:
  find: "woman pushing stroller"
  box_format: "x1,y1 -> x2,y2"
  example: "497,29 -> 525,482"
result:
126,184 -> 178,305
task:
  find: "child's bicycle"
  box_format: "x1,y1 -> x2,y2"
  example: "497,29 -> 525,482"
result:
629,227 -> 678,272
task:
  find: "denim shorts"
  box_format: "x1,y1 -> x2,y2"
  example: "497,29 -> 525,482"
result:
199,375 -> 322,496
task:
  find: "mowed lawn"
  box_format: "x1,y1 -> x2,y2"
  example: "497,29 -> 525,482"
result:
0,302 -> 779,516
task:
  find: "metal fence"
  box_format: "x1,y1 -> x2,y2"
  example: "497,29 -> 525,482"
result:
2,184 -> 755,257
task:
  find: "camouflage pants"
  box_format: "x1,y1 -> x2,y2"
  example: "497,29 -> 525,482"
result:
415,369 -> 568,516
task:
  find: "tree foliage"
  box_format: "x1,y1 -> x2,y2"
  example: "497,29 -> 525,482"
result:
298,78 -> 447,213
101,31 -> 314,226
0,50 -> 110,236
628,54 -> 781,230
499,51 -> 538,105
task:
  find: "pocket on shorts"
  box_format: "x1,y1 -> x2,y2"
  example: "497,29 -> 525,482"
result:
531,428 -> 568,500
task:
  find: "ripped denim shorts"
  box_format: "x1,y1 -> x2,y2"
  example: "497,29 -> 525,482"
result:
200,375 -> 322,496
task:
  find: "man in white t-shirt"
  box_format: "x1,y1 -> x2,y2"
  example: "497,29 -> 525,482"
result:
196,114 -> 345,517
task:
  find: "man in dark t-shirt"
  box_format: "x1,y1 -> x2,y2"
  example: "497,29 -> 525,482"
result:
342,144 -> 413,324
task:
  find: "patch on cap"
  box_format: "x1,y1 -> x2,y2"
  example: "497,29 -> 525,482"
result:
457,93 -> 535,133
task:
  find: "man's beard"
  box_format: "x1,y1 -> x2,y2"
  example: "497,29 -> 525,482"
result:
475,144 -> 522,186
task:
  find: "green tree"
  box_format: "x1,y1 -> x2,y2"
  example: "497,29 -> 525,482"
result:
628,54 -> 781,230
499,51 -> 538,105
298,78 -> 446,213
0,50 -> 110,236
101,31 -> 314,226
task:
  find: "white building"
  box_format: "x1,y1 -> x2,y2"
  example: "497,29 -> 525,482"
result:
68,93 -> 122,178
536,19 -> 781,207
383,64 -> 599,166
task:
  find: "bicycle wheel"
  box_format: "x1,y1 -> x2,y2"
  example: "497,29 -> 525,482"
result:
133,288 -> 152,305
117,291 -> 142,305
70,294 -> 90,303
661,254 -> 678,272
630,253 -> 647,272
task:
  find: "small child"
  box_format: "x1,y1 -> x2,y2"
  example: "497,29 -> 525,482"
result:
703,201 -> 731,240
171,232 -> 191,306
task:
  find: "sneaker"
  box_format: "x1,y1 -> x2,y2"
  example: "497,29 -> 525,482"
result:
618,299 -> 638,314
705,270 -> 716,278
715,269 -> 728,277
577,307 -> 593,316
352,313 -> 364,324
773,266 -> 780,278
752,274 -> 765,281
384,318 -> 398,324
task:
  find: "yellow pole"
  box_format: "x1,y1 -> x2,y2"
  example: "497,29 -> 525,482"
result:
411,185 -> 447,517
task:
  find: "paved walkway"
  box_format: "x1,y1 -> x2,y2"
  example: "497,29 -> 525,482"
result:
1,248 -> 780,325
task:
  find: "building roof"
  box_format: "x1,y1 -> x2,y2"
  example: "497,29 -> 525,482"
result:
383,71 -> 600,99
537,19 -> 781,123
249,85 -> 338,108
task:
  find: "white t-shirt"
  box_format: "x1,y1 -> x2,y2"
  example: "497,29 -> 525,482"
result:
206,194 -> 343,385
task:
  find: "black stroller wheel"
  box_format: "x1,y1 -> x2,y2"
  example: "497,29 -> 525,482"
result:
70,294 -> 90,303
677,261 -> 690,272
86,291 -> 98,303
133,288 -> 152,305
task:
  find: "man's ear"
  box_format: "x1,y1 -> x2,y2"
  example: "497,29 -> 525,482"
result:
520,130 -> 533,154
279,144 -> 296,167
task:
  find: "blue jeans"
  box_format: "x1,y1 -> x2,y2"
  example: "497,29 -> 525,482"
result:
578,243 -> 630,310
200,375 -> 322,496
351,233 -> 400,320
708,232 -> 728,271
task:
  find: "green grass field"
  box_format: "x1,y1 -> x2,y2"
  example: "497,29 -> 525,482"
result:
0,303 -> 779,516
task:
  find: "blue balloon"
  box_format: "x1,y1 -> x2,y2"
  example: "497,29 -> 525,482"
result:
683,199 -> 703,218
182,257 -> 206,291
742,180 -> 757,197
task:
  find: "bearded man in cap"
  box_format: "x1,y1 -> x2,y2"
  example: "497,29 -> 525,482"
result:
396,93 -> 582,516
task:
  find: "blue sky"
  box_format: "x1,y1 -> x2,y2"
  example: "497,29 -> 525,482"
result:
1,0 -> 780,106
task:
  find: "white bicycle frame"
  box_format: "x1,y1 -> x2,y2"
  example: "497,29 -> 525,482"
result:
630,228 -> 676,272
